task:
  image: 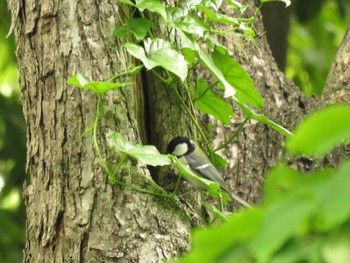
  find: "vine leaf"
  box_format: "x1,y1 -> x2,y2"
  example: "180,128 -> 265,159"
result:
236,99 -> 292,138
120,0 -> 166,18
198,48 -> 236,97
125,38 -> 188,81
115,18 -> 153,41
197,4 -> 255,36
164,7 -> 209,38
107,132 -> 171,166
67,73 -> 132,95
212,46 -> 264,109
136,0 -> 167,18
194,79 -> 234,125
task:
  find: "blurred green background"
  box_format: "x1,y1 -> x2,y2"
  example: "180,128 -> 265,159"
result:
0,2 -> 26,263
0,0 -> 349,262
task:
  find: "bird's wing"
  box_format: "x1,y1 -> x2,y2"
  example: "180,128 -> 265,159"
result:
185,151 -> 252,208
184,151 -> 226,187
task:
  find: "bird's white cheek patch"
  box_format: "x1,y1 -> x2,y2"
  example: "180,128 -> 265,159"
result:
173,143 -> 188,156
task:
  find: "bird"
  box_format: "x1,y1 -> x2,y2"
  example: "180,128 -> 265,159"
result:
167,136 -> 251,208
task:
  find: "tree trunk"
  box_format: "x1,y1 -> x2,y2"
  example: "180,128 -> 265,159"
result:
7,1 -> 191,262
6,0 -> 323,261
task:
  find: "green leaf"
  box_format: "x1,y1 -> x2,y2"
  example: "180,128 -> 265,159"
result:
114,26 -> 128,38
175,159 -> 222,197
136,0 -> 166,18
314,159 -> 350,230
119,0 -> 136,5
198,48 -> 236,97
126,18 -> 153,41
237,99 -> 292,137
260,0 -> 291,8
85,82 -> 132,95
187,0 -> 223,10
182,48 -> 196,64
194,79 -> 234,124
213,46 -> 264,109
67,73 -> 132,95
264,164 -> 331,204
66,73 -> 88,88
107,132 -> 171,166
175,15 -> 209,38
177,209 -> 263,263
124,42 -> 159,70
197,4 -> 240,26
287,105 -> 350,156
210,153 -> 228,169
249,197 -> 315,261
125,39 -> 188,81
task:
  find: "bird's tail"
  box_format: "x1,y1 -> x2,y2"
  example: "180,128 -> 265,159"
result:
221,185 -> 252,208
228,191 -> 252,208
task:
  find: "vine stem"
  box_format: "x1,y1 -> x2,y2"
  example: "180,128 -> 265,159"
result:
93,95 -> 113,175
108,65 -> 144,82
214,118 -> 249,152
173,86 -> 209,144
92,96 -> 180,200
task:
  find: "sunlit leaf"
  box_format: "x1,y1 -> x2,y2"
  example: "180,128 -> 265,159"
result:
66,73 -> 88,88
127,38 -> 187,81
287,105 -> 350,156
107,132 -> 171,166
175,15 -> 209,38
124,42 -> 159,69
198,48 -> 236,97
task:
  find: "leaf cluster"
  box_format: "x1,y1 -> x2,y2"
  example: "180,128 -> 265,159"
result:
66,0 -> 292,214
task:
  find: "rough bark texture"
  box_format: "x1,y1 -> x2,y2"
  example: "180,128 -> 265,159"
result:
7,1 -> 191,262
323,24 -> 350,104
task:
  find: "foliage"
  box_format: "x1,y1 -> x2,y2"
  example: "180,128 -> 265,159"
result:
172,104 -> 350,263
67,0 -> 291,208
0,2 -> 26,263
286,0 -> 349,97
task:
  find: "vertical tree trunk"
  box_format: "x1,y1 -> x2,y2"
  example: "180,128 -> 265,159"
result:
7,1 -> 191,261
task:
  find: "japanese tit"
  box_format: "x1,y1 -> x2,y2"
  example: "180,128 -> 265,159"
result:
167,137 -> 251,208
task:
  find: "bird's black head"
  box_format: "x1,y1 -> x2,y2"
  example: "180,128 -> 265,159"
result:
166,137 -> 195,157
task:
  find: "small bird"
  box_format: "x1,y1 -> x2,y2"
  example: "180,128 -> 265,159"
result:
167,136 -> 251,208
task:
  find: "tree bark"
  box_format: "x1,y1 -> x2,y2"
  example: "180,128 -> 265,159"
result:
7,1 -> 191,262
6,0 -> 326,261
